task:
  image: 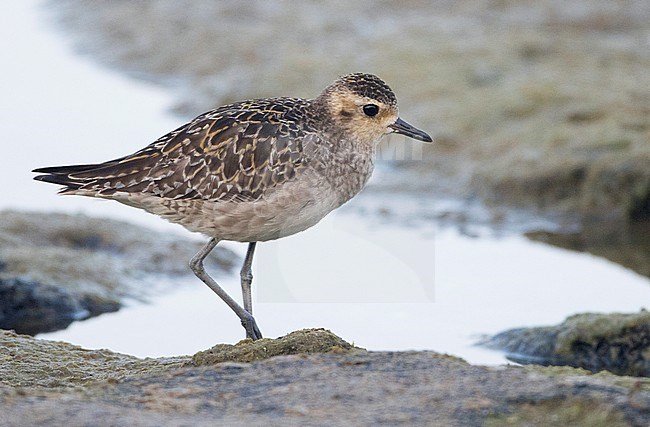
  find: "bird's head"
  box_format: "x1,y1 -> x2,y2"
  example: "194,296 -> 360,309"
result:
315,73 -> 432,144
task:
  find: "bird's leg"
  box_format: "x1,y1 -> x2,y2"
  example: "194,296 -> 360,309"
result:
190,238 -> 262,340
240,242 -> 257,315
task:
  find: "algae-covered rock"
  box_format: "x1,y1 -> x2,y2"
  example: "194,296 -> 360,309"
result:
1,329 -> 650,425
482,311 -> 650,377
0,329 -> 186,388
0,210 -> 237,334
192,328 -> 360,365
0,329 -> 357,388
485,398 -> 630,427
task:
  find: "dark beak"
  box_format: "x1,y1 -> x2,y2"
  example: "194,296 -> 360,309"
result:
389,117 -> 433,143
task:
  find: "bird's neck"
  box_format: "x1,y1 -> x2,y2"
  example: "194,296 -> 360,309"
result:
326,136 -> 377,206
307,98 -> 377,204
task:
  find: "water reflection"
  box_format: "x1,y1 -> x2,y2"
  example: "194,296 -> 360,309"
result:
527,220 -> 650,279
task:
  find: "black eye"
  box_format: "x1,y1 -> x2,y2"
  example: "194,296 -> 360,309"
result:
363,104 -> 379,117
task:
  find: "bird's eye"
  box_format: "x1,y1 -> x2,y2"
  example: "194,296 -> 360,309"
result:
363,104 -> 379,117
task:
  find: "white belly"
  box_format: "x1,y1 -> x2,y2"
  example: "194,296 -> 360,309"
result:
120,174 -> 342,242
208,180 -> 341,242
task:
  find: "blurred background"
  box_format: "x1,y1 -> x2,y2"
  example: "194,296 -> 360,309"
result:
51,0 -> 650,264
1,0 -> 648,362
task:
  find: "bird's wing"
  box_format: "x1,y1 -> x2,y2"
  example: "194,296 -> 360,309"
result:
34,101 -> 315,203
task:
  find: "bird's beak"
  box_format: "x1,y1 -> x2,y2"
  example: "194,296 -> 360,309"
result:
389,117 -> 433,143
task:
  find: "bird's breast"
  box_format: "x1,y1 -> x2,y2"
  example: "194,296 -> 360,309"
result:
321,142 -> 376,206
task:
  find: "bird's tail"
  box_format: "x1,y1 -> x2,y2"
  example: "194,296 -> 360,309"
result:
33,163 -> 106,193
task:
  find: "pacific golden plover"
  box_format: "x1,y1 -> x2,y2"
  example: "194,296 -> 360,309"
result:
33,73 -> 432,340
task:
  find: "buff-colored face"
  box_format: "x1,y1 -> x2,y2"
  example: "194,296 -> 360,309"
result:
323,84 -> 432,144
328,90 -> 400,143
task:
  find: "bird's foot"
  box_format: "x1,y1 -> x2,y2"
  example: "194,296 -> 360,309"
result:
241,313 -> 263,341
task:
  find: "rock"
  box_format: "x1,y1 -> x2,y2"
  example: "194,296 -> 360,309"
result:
1,329 -> 649,426
481,311 -> 650,377
192,328 -> 360,365
0,210 -> 237,334
0,277 -> 117,335
0,329 -> 185,388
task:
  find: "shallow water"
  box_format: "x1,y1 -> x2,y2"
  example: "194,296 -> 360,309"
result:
2,1 -> 649,365
39,213 -> 650,365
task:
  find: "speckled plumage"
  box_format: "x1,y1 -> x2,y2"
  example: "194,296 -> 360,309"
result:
34,73 -> 432,340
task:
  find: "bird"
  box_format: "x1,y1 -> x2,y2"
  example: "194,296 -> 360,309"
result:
33,73 -> 432,341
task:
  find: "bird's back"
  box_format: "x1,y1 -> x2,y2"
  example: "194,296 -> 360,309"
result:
36,98 -> 322,200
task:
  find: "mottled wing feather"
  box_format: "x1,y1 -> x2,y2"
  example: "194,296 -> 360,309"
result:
58,99 -> 312,203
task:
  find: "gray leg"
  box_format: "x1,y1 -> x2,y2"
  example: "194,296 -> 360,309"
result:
190,238 -> 262,340
240,242 -> 257,314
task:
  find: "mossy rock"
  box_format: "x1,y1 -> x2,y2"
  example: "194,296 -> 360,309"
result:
191,328 -> 362,365
486,398 -> 629,427
482,311 -> 650,377
0,329 -> 186,388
